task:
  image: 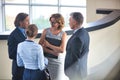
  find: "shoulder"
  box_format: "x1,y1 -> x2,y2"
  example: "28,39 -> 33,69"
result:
63,31 -> 67,35
11,27 -> 20,33
76,28 -> 89,41
45,28 -> 50,30
76,28 -> 88,35
34,42 -> 43,49
18,41 -> 25,46
17,42 -> 25,49
44,28 -> 50,32
9,28 -> 21,38
9,28 -> 17,36
42,28 -> 50,34
8,28 -> 18,40
61,31 -> 67,37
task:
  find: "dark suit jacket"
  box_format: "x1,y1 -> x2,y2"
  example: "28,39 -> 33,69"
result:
8,27 -> 26,60
64,28 -> 90,80
7,27 -> 26,80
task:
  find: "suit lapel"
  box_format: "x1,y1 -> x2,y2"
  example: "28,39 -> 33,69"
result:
66,33 -> 75,50
66,28 -> 84,50
16,28 -> 26,40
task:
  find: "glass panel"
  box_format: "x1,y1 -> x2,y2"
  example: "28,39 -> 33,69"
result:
61,7 -> 86,29
5,0 -> 28,4
5,5 -> 29,31
61,0 -> 86,6
32,0 -> 57,5
32,6 -> 58,30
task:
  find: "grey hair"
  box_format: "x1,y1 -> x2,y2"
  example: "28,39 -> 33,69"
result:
70,12 -> 84,25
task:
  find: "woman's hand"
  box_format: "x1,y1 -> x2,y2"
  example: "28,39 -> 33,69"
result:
43,40 -> 50,48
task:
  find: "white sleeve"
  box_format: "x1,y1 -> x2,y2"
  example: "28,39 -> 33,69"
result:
38,45 -> 46,70
17,44 -> 24,67
44,57 -> 48,65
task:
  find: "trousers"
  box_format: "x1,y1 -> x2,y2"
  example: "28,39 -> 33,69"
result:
23,68 -> 46,80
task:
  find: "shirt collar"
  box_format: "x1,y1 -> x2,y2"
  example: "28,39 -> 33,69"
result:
25,39 -> 34,42
18,27 -> 26,37
18,27 -> 25,32
73,27 -> 82,34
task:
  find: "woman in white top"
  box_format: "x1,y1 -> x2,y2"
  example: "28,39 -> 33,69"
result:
17,24 -> 48,80
39,13 -> 68,80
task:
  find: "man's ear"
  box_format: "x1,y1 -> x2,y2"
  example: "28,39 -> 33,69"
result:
19,21 -> 23,26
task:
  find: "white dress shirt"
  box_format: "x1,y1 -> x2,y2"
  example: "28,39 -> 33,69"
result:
17,40 -> 48,70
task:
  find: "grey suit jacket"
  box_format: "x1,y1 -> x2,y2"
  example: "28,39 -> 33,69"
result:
64,27 -> 90,80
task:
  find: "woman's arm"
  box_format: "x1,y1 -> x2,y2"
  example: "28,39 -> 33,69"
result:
38,29 -> 46,46
44,32 -> 67,54
43,46 -> 59,56
17,44 -> 24,67
38,46 -> 46,70
39,29 -> 57,55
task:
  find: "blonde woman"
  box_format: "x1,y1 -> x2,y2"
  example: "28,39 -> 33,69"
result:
39,13 -> 67,80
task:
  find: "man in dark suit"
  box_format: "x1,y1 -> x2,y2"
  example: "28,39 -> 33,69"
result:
64,12 -> 90,80
7,13 -> 29,80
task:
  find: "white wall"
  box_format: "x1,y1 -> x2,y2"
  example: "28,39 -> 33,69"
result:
87,0 -> 120,22
88,21 -> 120,68
0,40 -> 11,79
86,0 -> 120,68
86,0 -> 120,79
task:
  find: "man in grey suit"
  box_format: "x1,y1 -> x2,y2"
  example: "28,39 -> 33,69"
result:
64,12 -> 90,80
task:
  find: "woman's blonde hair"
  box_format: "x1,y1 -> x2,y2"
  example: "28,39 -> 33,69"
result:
49,13 -> 65,30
